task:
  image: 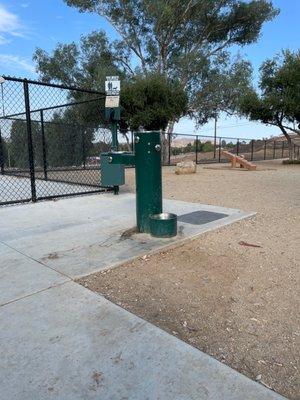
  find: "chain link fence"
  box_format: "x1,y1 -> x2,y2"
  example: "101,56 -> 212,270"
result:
0,76 -> 111,205
166,133 -> 299,166
1,76 -> 299,206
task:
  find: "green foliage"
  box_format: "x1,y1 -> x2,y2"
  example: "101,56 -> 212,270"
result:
34,1 -> 278,127
63,0 -> 277,122
9,120 -> 42,169
171,139 -> 216,154
64,0 -> 277,76
239,50 -> 300,158
33,31 -> 113,133
33,31 -> 121,91
201,141 -> 214,152
193,57 -> 254,124
282,159 -> 300,164
240,50 -> 300,125
221,140 -> 235,149
1,137 -> 8,166
120,73 -> 187,131
44,111 -> 94,167
6,115 -> 98,170
171,146 -> 182,156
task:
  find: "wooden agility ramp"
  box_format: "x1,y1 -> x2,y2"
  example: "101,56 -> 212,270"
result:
222,150 -> 257,171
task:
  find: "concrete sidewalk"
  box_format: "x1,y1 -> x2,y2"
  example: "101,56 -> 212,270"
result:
0,193 -> 253,280
0,194 -> 286,399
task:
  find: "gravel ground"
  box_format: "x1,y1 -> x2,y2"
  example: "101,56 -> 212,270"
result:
78,160 -> 300,400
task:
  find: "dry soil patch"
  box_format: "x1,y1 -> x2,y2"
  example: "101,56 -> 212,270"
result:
78,161 -> 300,400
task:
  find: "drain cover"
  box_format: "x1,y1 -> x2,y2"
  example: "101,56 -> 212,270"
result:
178,210 -> 228,225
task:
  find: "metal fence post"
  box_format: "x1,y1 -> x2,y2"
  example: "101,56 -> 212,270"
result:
82,129 -> 86,169
273,140 -> 276,159
23,80 -> 36,202
0,127 -> 4,174
218,137 -> 222,163
236,139 -> 240,156
195,135 -> 198,164
250,140 -> 254,161
264,140 -> 267,160
168,133 -> 171,166
40,110 -> 48,180
281,141 -> 284,158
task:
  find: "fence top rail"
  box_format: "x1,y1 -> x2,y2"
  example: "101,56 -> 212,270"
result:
0,97 -> 105,120
1,75 -> 106,96
170,132 -> 270,142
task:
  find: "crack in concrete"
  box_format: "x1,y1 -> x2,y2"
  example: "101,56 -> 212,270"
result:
0,240 -> 73,281
0,280 -> 70,308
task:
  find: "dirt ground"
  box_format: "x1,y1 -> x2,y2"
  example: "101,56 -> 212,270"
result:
78,160 -> 300,400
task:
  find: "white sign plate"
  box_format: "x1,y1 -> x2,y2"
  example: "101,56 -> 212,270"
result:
105,76 -> 120,95
105,95 -> 120,108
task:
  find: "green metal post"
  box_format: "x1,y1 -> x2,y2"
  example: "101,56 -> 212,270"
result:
111,121 -> 118,151
108,131 -> 163,233
134,131 -> 162,233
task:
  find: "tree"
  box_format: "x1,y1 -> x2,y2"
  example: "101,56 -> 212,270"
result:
239,50 -> 300,160
120,73 -> 187,131
44,110 -> 95,168
0,135 -> 8,168
33,31 -> 122,91
192,56 -> 253,125
9,120 -> 41,169
34,1 -> 278,131
119,73 -> 187,159
202,141 -> 214,152
63,0 -> 278,126
34,36 -> 188,157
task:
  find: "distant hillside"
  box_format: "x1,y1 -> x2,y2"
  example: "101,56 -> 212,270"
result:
172,137 -> 215,147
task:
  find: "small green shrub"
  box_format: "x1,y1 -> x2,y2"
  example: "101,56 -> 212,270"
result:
282,159 -> 300,164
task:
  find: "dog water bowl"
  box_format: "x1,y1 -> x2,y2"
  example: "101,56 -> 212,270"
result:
149,213 -> 177,238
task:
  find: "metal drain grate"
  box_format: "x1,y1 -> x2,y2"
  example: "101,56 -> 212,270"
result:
178,210 -> 228,225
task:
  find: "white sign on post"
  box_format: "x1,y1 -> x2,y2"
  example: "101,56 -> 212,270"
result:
105,96 -> 120,108
105,76 -> 120,108
105,76 -> 120,95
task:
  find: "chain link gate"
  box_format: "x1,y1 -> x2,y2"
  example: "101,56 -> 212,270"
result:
0,76 -> 113,206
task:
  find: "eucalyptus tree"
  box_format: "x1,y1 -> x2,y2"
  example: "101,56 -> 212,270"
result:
33,0 -> 278,159
63,0 -> 278,127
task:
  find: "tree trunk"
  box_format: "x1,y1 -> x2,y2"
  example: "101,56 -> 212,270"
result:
122,132 -> 131,151
161,120 -> 175,165
278,123 -> 294,161
288,137 -> 294,161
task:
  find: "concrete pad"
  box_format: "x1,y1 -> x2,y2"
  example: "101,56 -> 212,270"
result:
0,193 -> 254,278
0,281 -> 285,400
0,243 -> 70,305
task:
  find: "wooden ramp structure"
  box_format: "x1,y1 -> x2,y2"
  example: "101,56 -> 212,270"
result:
222,150 -> 257,171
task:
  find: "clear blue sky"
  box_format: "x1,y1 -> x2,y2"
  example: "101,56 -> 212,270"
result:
0,0 -> 299,139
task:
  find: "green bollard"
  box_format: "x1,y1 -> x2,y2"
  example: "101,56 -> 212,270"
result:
134,131 -> 162,233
